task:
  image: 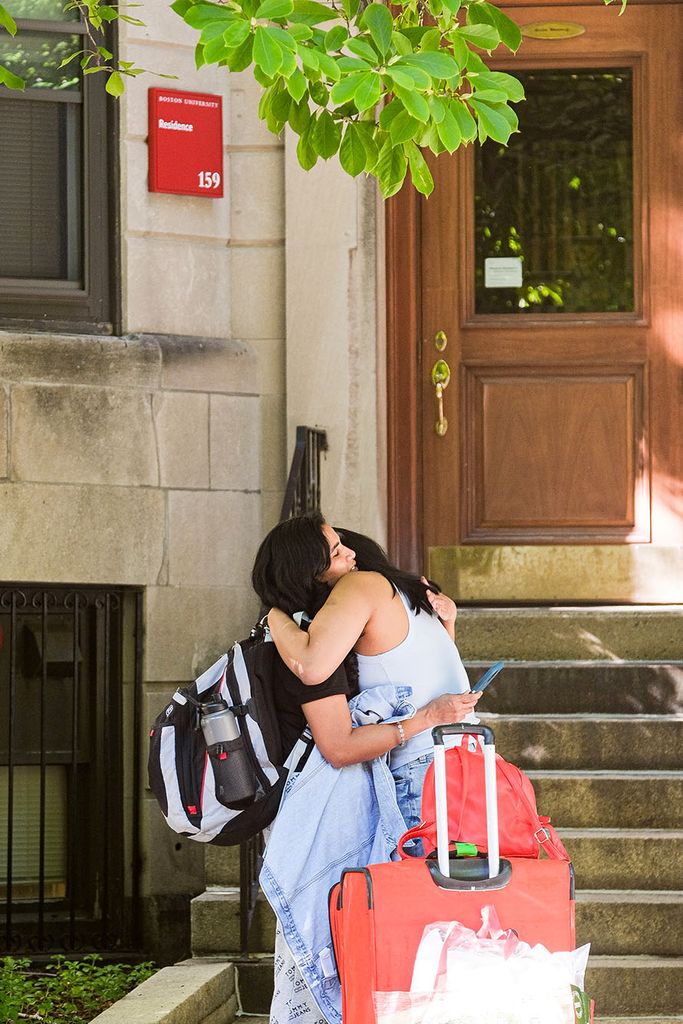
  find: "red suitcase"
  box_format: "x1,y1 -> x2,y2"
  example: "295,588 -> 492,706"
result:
329,724 -> 575,1024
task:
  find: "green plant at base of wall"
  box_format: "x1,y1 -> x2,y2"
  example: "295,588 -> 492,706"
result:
0,954 -> 156,1024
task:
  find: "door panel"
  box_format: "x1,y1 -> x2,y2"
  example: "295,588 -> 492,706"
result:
462,365 -> 647,539
410,3 -> 683,599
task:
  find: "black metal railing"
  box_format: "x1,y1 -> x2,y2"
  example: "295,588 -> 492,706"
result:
239,426 -> 328,954
279,426 -> 329,523
0,585 -> 143,956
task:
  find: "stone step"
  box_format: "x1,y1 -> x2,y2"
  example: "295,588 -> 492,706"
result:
528,771 -> 683,829
481,713 -> 683,770
576,890 -> 683,956
90,959 -> 236,1024
205,828 -> 683,897
464,662 -> 683,715
192,890 -> 274,957
456,606 -> 683,663
193,884 -> 683,960
596,1019 -> 683,1024
233,957 -> 275,1016
587,957 -> 683,1017
559,829 -> 683,891
206,846 -> 241,888
228,954 -> 683,1019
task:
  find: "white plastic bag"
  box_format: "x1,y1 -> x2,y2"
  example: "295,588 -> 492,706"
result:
374,905 -> 591,1024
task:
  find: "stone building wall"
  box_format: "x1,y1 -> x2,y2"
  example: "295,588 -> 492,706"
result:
117,0 -> 386,547
0,332 -> 262,961
119,4 -> 288,538
285,145 -> 386,541
118,6 -> 288,960
0,1 -> 385,965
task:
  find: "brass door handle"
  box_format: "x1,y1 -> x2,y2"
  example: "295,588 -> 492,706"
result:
431,358 -> 451,436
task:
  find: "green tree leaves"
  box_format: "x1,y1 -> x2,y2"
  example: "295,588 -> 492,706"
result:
171,0 -> 529,196
253,27 -> 282,76
0,2 -> 23,90
1,0 -> 629,197
2,0 -> 527,195
0,64 -> 23,90
313,109 -> 341,157
0,3 -> 16,36
340,123 -> 367,176
361,4 -> 392,57
256,0 -> 294,19
105,69 -> 124,95
404,141 -> 433,196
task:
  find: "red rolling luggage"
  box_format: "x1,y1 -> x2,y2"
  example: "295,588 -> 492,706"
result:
329,724 -> 575,1024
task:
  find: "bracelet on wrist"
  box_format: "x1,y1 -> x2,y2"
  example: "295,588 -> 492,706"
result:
395,721 -> 406,747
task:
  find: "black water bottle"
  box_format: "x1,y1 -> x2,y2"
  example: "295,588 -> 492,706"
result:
199,698 -> 257,809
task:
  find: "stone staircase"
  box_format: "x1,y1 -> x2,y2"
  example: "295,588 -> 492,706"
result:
191,608 -> 683,1023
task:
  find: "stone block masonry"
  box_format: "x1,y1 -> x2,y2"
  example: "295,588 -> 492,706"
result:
0,331 -> 262,964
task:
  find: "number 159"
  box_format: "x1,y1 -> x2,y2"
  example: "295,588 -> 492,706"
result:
198,171 -> 221,190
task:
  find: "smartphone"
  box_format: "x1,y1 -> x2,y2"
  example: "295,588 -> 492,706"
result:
470,660 -> 505,694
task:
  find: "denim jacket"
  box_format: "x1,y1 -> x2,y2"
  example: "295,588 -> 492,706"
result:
259,685 -> 417,1024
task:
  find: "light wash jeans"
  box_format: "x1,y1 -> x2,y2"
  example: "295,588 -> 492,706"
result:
391,753 -> 433,831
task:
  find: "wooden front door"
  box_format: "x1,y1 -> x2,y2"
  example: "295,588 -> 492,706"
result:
387,2 -> 683,602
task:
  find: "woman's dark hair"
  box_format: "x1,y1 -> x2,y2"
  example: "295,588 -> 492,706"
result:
252,512 -> 360,693
251,511 -> 332,617
335,527 -> 439,616
252,517 -> 441,696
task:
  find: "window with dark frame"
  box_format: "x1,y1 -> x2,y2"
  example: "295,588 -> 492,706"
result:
0,1 -> 114,333
1,585 -> 143,955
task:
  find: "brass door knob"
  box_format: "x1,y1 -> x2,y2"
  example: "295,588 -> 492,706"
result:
431,358 -> 451,436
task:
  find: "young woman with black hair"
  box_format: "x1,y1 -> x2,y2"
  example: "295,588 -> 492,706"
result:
251,512 -> 479,804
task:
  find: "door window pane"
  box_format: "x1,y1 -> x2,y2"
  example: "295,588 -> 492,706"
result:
474,68 -> 634,315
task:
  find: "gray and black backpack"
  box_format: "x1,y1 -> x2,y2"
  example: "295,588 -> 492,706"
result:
148,619 -> 311,846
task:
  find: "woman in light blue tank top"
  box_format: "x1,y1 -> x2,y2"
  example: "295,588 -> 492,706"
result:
253,515 -> 481,830
338,528 -> 479,830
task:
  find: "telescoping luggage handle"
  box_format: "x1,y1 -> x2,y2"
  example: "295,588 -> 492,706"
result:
432,724 -> 500,881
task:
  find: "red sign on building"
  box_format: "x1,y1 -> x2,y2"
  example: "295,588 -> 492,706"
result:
148,88 -> 224,198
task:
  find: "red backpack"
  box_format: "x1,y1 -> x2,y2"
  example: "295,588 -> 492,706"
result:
398,741 -> 570,862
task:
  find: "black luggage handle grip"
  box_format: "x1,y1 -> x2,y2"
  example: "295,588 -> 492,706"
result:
432,724 -> 495,746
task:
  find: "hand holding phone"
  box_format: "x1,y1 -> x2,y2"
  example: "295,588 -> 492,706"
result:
470,660 -> 505,694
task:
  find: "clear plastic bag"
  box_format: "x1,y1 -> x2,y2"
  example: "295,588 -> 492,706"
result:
374,906 -> 592,1024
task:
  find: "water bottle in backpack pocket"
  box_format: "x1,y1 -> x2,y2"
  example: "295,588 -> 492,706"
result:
199,696 -> 257,810
148,620 -> 311,846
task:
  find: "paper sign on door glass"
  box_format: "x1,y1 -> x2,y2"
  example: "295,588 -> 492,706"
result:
484,258 -> 523,289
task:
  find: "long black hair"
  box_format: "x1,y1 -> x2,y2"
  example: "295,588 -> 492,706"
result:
251,512 -> 440,618
252,516 -> 442,696
251,511 -> 332,617
252,512 -> 361,692
336,527 -> 439,616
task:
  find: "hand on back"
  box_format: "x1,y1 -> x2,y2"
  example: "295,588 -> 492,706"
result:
421,576 -> 457,629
